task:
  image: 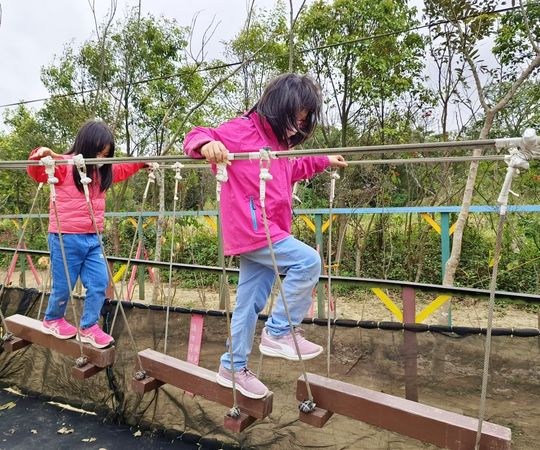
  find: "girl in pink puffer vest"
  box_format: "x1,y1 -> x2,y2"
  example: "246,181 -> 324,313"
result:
28,120 -> 145,348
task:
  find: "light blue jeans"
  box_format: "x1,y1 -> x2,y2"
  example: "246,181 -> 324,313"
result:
221,236 -> 321,371
45,233 -> 109,329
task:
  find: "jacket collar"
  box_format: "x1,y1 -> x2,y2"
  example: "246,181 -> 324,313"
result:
250,112 -> 288,150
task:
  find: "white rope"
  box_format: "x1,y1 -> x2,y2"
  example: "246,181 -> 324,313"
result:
215,161 -> 240,417
474,128 -> 539,449
164,162 -> 183,355
257,147 -> 316,410
326,170 -> 340,378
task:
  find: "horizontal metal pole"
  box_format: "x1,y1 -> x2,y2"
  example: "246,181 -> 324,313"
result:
1,246 -> 538,304
1,135 -> 536,169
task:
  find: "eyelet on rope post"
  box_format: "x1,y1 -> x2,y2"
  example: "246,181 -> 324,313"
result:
298,399 -> 316,413
134,369 -> 147,381
2,332 -> 13,342
227,406 -> 241,418
75,356 -> 88,368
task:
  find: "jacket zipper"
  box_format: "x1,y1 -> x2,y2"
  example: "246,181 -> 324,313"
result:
249,196 -> 258,231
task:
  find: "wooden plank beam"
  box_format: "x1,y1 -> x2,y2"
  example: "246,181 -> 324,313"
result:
134,348 -> 273,420
5,314 -> 115,368
297,373 -> 511,450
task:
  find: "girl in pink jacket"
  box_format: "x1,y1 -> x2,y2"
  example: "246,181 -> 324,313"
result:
183,73 -> 347,399
28,120 -> 146,349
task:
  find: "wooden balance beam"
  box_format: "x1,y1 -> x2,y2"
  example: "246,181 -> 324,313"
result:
297,373 -> 511,450
4,314 -> 115,379
132,348 -> 273,432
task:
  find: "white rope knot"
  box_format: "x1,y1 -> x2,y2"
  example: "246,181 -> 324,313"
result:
172,161 -> 184,181
147,162 -> 159,183
329,170 -> 340,203
72,154 -> 92,186
216,163 -> 228,183
259,147 -> 273,206
41,156 -> 59,184
497,128 -> 538,211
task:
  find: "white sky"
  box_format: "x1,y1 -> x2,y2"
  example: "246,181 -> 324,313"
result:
0,0 -> 492,134
0,0 -> 278,110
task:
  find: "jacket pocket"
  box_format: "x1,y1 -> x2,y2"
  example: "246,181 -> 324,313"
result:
249,195 -> 258,231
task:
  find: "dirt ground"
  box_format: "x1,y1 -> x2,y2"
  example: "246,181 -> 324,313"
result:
5,268 -> 539,329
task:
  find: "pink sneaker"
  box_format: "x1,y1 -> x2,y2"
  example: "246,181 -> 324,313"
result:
78,324 -> 114,349
259,327 -> 323,361
42,318 -> 77,339
216,365 -> 269,399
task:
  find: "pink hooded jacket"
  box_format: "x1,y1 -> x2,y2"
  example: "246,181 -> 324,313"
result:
183,112 -> 330,256
27,149 -> 145,234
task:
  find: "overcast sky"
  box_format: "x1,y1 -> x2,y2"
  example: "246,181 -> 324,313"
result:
0,0 -> 278,111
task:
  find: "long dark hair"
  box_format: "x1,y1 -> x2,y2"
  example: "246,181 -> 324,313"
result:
248,73 -> 322,147
66,120 -> 115,193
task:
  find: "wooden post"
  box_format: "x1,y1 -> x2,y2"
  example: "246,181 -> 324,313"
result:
402,286 -> 418,402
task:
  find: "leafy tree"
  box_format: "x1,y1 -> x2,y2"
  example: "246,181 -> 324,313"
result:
0,107 -> 53,214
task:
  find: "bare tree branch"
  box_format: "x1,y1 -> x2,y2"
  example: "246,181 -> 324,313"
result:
519,0 -> 540,54
87,0 -> 118,114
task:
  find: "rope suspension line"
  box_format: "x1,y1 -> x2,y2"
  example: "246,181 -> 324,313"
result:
474,128 -> 540,449
0,182 -> 45,343
43,156 -> 86,361
163,162 -> 183,355
325,170 -> 340,378
257,148 -> 317,414
214,161 -> 241,419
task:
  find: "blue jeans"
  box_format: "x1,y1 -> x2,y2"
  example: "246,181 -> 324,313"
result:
221,236 -> 321,371
45,233 -> 109,329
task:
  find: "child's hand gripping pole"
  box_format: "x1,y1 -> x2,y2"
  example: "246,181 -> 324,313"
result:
41,156 -> 59,200
497,128 -> 539,214
259,147 -> 273,208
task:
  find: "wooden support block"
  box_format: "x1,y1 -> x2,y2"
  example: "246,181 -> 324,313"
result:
71,363 -> 104,379
132,376 -> 164,394
3,336 -> 32,352
223,412 -> 257,433
297,373 -> 512,450
5,314 -> 115,368
299,406 -> 333,428
137,348 -> 273,420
